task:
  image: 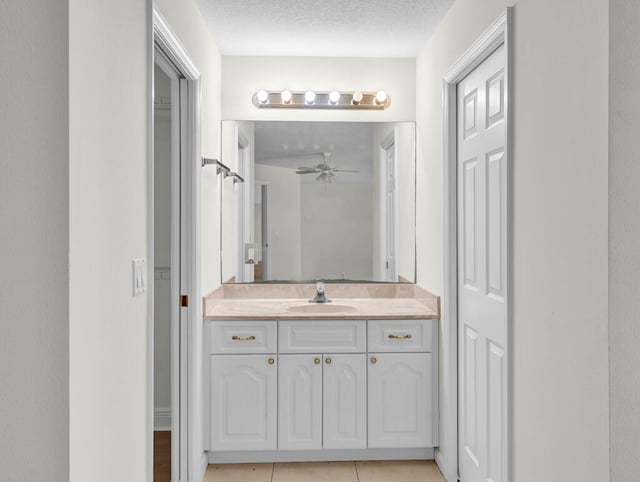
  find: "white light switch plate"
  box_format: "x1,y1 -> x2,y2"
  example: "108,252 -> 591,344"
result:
132,258 -> 146,296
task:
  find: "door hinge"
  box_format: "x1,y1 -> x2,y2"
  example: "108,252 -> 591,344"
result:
180,294 -> 189,307
386,261 -> 389,269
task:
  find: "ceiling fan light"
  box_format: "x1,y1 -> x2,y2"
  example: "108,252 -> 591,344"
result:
328,91 -> 340,104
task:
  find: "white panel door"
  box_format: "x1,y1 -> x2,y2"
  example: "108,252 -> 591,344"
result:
278,355 -> 323,450
210,355 -> 277,451
323,354 -> 367,449
368,353 -> 433,448
457,43 -> 507,482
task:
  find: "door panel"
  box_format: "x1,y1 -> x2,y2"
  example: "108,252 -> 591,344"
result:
323,354 -> 367,449
368,353 -> 433,448
457,44 -> 507,482
210,355 -> 277,451
278,355 -> 323,450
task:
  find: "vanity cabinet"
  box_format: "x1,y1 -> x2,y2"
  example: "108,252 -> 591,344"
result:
210,354 -> 277,451
277,320 -> 368,449
278,350 -> 367,449
207,318 -> 437,459
277,354 -> 323,450
322,354 -> 367,449
368,353 -> 434,448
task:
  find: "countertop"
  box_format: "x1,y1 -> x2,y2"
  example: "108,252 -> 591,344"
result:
203,283 -> 440,320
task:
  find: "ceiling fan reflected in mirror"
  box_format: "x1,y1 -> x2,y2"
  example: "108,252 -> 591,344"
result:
295,152 -> 360,183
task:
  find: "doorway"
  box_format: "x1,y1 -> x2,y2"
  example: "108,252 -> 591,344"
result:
152,62 -> 174,482
253,182 -> 269,282
151,9 -> 203,482
441,10 -> 512,482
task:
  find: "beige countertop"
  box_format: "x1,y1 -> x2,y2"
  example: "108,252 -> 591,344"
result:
203,283 -> 440,320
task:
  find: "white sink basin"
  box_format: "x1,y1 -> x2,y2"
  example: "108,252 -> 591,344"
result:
286,303 -> 358,314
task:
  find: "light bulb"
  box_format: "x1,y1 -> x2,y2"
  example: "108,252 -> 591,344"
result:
375,90 -> 388,105
352,91 -> 363,105
256,90 -> 269,104
305,90 -> 316,104
329,91 -> 340,104
281,90 -> 292,104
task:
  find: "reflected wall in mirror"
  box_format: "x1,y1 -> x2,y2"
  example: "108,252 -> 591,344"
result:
220,121 -> 415,284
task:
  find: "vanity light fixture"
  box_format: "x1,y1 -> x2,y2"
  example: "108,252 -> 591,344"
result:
304,90 -> 316,104
375,90 -> 388,105
252,90 -> 391,110
281,90 -> 292,104
256,89 -> 269,105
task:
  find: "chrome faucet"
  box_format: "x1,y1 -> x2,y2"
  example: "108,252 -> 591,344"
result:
309,281 -> 332,303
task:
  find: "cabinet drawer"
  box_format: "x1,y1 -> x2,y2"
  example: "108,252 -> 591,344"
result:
210,321 -> 277,354
279,320 -> 366,353
367,319 -> 434,352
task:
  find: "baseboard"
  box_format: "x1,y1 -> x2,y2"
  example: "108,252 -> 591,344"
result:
208,447 -> 434,464
435,448 -> 456,482
198,453 -> 208,482
154,408 -> 171,431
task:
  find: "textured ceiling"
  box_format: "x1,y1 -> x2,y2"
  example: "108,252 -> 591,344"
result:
254,121 -> 374,183
195,0 -> 455,57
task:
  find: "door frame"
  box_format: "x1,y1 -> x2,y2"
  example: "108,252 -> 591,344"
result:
379,130 -> 397,282
149,8 -> 202,482
440,9 -> 513,482
235,130 -> 251,282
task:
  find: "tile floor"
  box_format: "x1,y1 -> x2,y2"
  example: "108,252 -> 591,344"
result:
203,460 -> 446,482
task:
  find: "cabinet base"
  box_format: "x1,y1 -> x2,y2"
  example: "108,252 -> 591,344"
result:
208,447 -> 434,464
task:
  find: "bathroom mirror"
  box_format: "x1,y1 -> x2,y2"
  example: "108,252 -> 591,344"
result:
220,121 -> 415,284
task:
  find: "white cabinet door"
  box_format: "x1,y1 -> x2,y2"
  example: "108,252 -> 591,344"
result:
210,354 -> 277,451
278,354 -> 323,450
323,354 -> 367,449
368,353 -> 433,448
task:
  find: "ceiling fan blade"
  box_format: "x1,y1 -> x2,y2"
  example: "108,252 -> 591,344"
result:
296,169 -> 322,175
332,169 -> 360,173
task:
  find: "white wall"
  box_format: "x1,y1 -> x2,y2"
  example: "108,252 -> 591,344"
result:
395,123 -> 416,282
416,1 -> 610,481
372,123 -> 416,282
69,1 -> 149,480
221,121 -> 238,282
153,65 -> 172,413
222,56 -> 416,122
68,1 -> 222,480
255,164 -> 302,280
371,122 -> 416,282
0,1 -> 69,481
301,183 -> 373,280
221,121 -> 256,282
609,1 -> 640,480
